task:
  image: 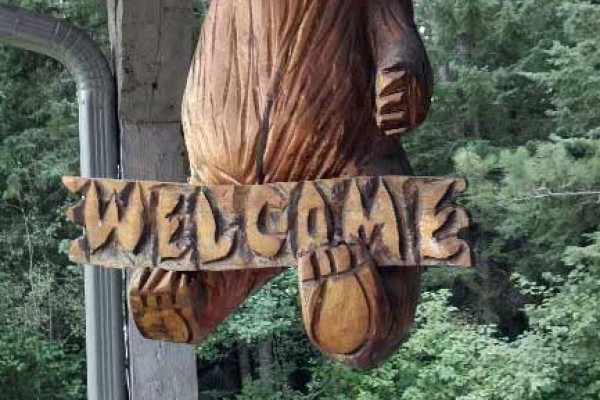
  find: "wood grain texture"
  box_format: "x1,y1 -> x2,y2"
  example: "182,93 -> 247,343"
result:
65,173 -> 472,369
65,176 -> 472,271
128,266 -> 281,347
100,0 -> 442,371
299,243 -> 419,369
182,0 -> 433,186
177,0 -> 434,370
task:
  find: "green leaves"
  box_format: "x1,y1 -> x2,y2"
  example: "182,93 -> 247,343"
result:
197,271 -> 303,362
0,335 -> 85,400
455,137 -> 600,277
0,1 -> 106,398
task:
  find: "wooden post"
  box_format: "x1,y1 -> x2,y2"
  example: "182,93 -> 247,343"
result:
106,1 -> 198,398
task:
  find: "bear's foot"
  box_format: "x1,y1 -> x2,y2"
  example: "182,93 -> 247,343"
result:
129,268 -> 283,345
298,243 -> 394,369
129,269 -> 203,344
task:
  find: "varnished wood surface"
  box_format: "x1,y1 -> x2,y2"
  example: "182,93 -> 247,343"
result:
64,176 -> 471,271
129,267 -> 281,346
65,173 -> 471,369
182,0 -> 432,186
94,0 -> 442,371
299,244 -> 422,369
175,0 -> 435,370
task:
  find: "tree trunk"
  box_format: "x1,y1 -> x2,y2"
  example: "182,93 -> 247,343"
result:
257,338 -> 275,388
238,342 -> 253,386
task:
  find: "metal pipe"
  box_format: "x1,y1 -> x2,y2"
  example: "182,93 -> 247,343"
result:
0,4 -> 125,400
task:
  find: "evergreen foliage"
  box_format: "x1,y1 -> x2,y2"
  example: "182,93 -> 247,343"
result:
0,1 -> 106,398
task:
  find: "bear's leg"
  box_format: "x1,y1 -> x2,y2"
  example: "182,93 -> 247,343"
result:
298,243 -> 421,370
129,268 -> 282,344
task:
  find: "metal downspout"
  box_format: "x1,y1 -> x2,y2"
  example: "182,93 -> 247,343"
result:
0,4 -> 125,400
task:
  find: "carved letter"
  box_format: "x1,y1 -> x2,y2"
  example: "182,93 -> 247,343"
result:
296,183 -> 331,254
196,190 -> 235,263
418,181 -> 471,265
117,183 -> 145,252
157,190 -> 187,260
85,181 -> 119,252
65,176 -> 472,270
342,180 -> 402,262
246,186 -> 288,258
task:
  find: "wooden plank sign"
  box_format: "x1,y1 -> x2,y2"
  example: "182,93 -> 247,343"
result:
64,175 -> 472,272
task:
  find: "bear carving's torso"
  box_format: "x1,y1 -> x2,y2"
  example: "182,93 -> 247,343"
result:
183,0 -> 395,185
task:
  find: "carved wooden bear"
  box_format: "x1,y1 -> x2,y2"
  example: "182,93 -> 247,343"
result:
130,0 -> 433,370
